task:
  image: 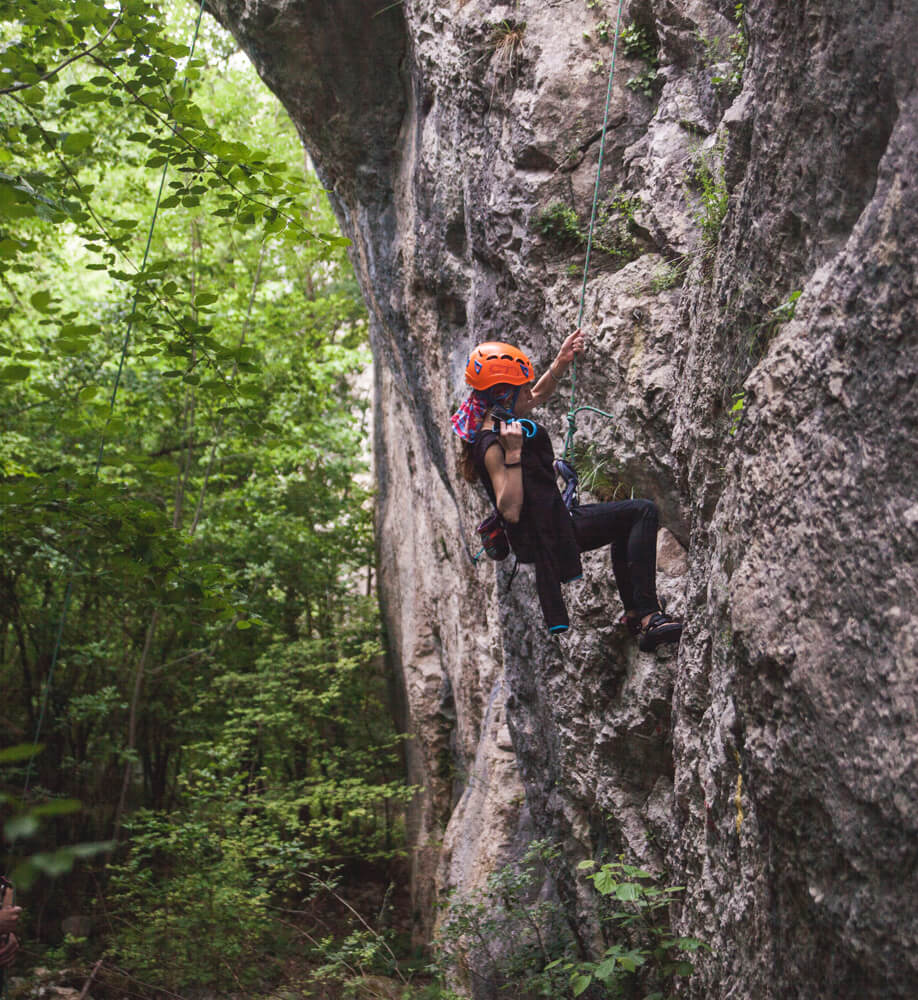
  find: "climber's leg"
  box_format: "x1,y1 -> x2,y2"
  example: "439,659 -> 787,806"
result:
609,534 -> 636,614
623,498 -> 659,619
572,500 -> 682,649
571,499 -> 660,617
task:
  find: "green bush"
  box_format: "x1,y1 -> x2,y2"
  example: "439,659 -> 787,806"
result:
594,193 -> 643,264
535,201 -> 584,248
689,141 -> 728,251
710,3 -> 749,99
620,22 -> 660,97
536,194 -> 643,268
547,859 -> 709,997
106,805 -> 277,991
433,844 -> 709,998
435,841 -> 573,997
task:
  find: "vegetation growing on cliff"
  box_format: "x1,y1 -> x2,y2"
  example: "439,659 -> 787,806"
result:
535,192 -> 645,268
430,844 -> 706,999
619,21 -> 660,98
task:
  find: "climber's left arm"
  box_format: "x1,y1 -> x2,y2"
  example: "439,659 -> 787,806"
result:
515,328 -> 585,415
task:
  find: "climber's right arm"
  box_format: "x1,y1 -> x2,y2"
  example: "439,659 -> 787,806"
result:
484,422 -> 524,523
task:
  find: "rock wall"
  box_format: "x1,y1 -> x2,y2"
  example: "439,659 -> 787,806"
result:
206,1 -> 918,996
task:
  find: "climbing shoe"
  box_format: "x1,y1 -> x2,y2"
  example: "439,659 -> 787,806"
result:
638,612 -> 683,652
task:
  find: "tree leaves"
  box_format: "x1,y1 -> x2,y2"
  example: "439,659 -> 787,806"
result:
1,0 -> 378,911
0,363 -> 31,381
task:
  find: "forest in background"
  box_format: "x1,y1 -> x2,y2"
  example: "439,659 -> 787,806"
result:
0,1 -> 418,995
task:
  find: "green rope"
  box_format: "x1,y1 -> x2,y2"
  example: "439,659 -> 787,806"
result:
23,0 -> 207,795
564,0 -> 626,462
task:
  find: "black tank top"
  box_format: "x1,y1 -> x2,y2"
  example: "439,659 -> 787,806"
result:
472,420 -> 581,570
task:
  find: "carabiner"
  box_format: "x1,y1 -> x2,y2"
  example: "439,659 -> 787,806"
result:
492,407 -> 537,439
516,418 -> 537,438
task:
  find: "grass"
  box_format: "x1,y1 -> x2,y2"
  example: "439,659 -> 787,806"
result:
688,139 -> 728,252
489,20 -> 526,79
571,443 -> 635,502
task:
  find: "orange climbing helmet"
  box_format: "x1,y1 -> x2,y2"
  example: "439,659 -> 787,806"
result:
464,342 -> 535,390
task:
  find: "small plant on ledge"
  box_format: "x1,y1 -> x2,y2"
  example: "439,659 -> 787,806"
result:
711,3 -> 749,99
488,19 -> 526,80
534,193 -> 645,270
687,137 -> 729,252
535,200 -> 585,249
620,21 -> 661,98
545,858 -> 709,997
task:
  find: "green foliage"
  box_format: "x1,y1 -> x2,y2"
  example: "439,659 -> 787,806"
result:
106,806 -> 275,990
435,840 -> 573,997
0,745 -> 111,889
535,201 -> 584,248
648,256 -> 688,292
546,859 -> 708,998
729,391 -> 745,436
488,19 -> 526,78
571,443 -> 634,502
724,288 -> 801,423
769,288 -> 801,325
535,194 -> 644,268
709,4 -> 748,99
0,3 -> 409,995
434,845 -> 708,998
593,192 -> 643,263
689,140 -> 728,251
582,0 -> 613,45
619,22 -> 660,98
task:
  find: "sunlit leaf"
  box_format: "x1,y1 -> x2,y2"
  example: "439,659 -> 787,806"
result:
0,364 -> 31,381
0,743 -> 43,764
4,814 -> 39,841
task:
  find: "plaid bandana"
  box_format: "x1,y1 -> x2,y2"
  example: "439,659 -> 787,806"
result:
450,392 -> 489,442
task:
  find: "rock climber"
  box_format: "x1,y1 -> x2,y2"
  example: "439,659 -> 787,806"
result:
452,333 -> 682,651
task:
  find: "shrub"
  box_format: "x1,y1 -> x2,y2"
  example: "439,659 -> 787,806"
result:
435,841 -> 573,997
689,140 -> 728,251
547,859 -> 709,997
535,201 -> 584,248
620,22 -> 660,98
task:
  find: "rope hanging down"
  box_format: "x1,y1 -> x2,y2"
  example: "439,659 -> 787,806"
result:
563,0 -> 626,462
23,0 -> 208,794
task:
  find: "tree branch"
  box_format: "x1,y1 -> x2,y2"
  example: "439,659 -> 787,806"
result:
88,52 -> 327,244
0,7 -> 123,97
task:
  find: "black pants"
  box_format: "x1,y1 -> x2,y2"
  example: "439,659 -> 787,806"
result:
571,499 -> 661,618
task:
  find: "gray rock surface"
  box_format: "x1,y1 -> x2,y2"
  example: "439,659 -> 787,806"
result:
206,0 -> 918,996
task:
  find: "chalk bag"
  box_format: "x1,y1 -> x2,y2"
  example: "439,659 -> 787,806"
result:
477,512 -> 510,561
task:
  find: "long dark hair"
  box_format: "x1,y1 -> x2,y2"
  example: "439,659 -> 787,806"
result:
458,439 -> 478,483
455,384 -> 518,483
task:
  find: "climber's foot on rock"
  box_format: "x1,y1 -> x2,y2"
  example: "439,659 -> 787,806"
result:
620,612 -> 641,638
638,612 -> 683,652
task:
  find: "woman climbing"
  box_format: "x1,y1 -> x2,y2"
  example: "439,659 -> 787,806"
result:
452,333 -> 682,651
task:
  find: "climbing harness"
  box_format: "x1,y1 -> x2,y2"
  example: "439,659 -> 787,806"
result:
562,0 -> 626,464
22,0 -> 208,794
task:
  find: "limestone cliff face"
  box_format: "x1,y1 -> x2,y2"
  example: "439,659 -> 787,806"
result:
206,1 -> 917,996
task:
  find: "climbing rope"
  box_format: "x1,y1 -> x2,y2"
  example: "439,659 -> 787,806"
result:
22,0 -> 208,794
564,0 -> 626,462
471,7 -> 627,554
